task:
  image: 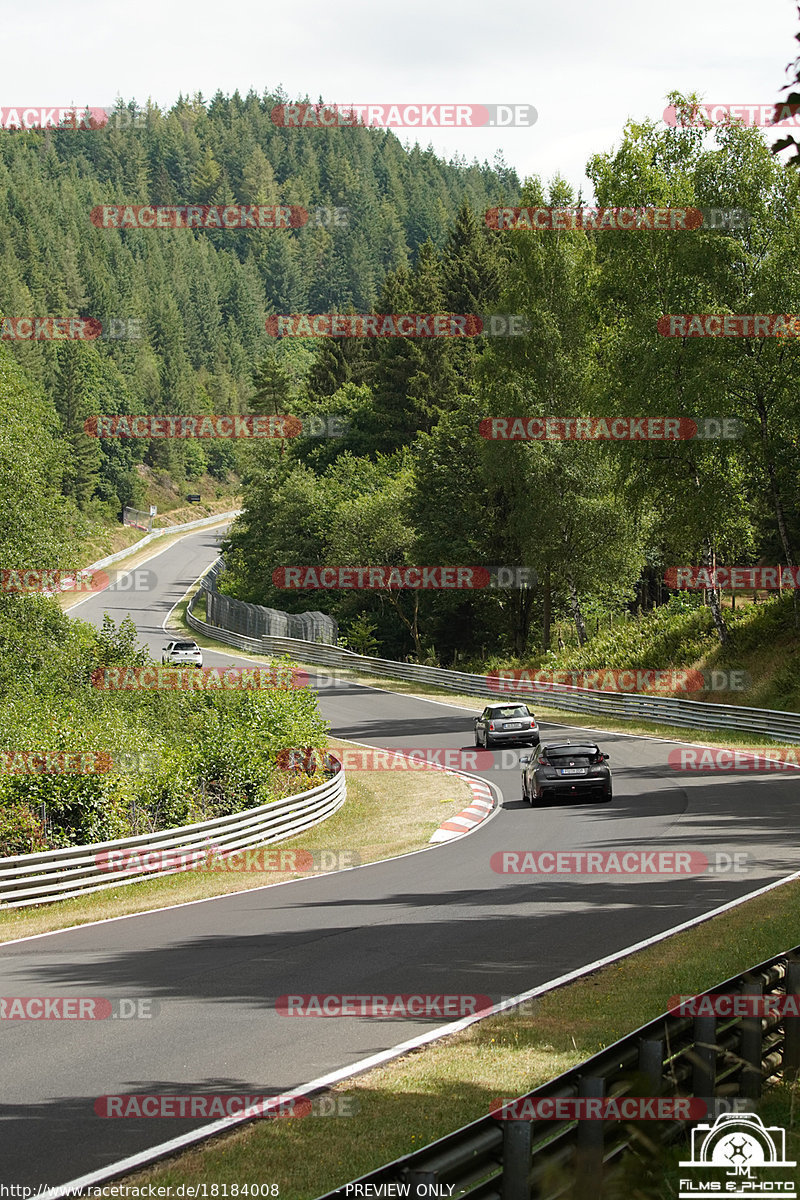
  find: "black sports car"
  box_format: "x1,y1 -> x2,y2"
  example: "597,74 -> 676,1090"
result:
520,741 -> 612,805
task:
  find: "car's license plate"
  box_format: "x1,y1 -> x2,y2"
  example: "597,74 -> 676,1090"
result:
559,768 -> 587,775
504,723 -> 524,729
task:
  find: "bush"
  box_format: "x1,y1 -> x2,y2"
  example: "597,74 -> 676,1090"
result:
0,602 -> 332,855
0,802 -> 46,856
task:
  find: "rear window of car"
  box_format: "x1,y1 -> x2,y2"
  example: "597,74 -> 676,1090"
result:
492,706 -> 530,718
545,745 -> 599,759
174,642 -> 199,650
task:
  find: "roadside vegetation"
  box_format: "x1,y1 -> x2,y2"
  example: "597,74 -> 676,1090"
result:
0,593 -> 328,856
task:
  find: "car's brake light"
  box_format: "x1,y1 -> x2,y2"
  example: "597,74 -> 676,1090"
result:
489,723 -> 495,730
529,720 -> 537,728
538,757 -> 546,765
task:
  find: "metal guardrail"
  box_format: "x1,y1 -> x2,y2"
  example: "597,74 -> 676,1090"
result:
84,510 -> 239,575
0,759 -> 346,909
187,580 -> 800,743
317,947 -> 800,1200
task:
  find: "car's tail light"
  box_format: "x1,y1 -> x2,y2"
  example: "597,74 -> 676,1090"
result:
529,720 -> 537,728
489,722 -> 495,730
538,756 -> 547,765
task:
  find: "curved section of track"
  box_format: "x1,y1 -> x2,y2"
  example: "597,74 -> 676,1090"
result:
2,528 -> 799,1187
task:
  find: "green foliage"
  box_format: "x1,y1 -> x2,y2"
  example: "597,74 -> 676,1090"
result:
0,96 -> 518,517
344,613 -> 380,655
0,603 -> 331,853
0,803 -> 46,857
542,603 -> 718,673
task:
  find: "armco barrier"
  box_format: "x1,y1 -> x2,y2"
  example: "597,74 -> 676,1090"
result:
0,759 -> 345,909
83,509 -> 239,575
317,947 -> 800,1200
187,577 -> 800,743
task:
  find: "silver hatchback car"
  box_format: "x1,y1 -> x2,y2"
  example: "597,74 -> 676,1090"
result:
474,703 -> 539,748
161,639 -> 203,668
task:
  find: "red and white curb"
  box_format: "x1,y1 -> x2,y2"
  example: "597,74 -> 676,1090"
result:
430,778 -> 495,842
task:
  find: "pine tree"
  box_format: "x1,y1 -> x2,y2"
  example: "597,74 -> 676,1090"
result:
51,342 -> 103,508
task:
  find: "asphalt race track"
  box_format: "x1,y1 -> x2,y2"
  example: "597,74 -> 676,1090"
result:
2,528 -> 799,1189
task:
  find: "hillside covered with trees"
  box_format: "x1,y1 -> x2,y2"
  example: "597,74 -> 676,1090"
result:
220,96 -> 800,666
0,89 -> 518,540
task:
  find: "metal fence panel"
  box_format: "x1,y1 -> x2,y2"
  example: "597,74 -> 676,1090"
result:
202,565 -> 337,644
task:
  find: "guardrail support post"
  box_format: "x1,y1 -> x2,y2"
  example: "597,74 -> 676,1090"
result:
692,1014 -> 718,1105
574,1076 -> 604,1199
502,1119 -> 533,1200
406,1168 -> 437,1192
739,979 -> 763,1100
783,960 -> 800,1081
638,1037 -> 664,1093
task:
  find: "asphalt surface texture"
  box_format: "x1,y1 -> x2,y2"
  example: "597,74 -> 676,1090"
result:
2,528 -> 798,1189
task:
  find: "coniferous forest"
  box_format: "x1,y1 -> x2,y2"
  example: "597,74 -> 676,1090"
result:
2,89 -> 800,675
